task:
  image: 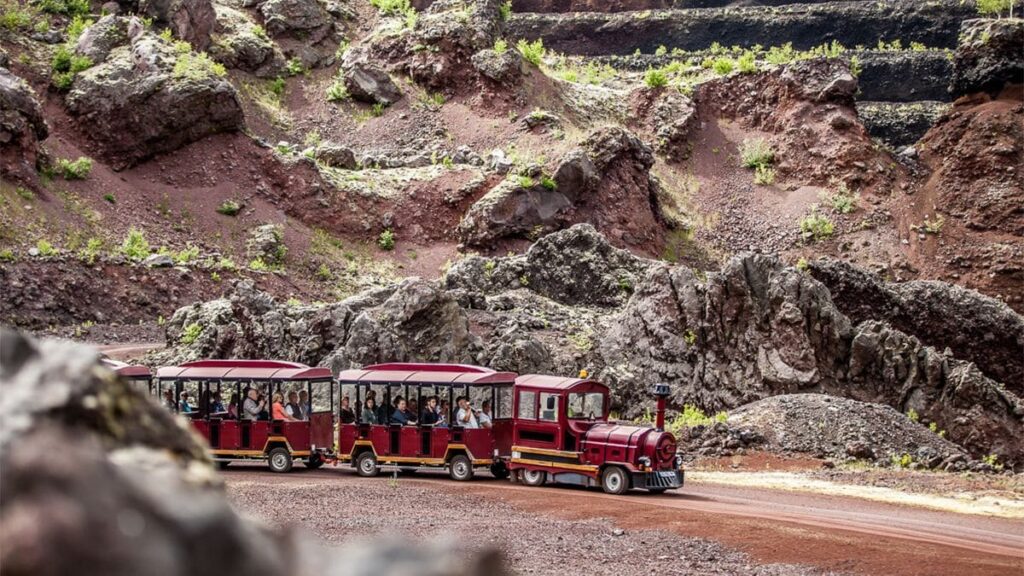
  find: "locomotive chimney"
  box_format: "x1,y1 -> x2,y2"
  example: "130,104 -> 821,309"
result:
650,383 -> 670,430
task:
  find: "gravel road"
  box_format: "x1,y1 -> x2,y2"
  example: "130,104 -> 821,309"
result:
221,465 -> 1023,576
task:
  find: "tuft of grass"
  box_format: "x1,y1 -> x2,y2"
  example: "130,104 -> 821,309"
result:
217,200 -> 241,216
517,38 -> 545,66
517,175 -> 535,188
0,248 -> 16,262
286,58 -> 305,76
499,0 -> 512,21
378,229 -> 396,250
171,41 -> 227,80
180,322 -> 203,345
643,67 -> 668,88
56,157 -> 92,180
120,227 -> 151,261
739,138 -> 774,169
493,38 -> 508,54
712,57 -> 734,75
799,210 -> 835,242
35,239 -> 57,257
326,78 -> 349,103
36,0 -> 90,17
370,0 -> 411,16
371,102 -> 386,117
540,175 -> 557,190
975,0 -> 1013,16
753,164 -> 775,185
103,193 -> 115,204
825,184 -> 859,214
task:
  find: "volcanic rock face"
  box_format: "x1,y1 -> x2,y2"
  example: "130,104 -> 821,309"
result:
259,0 -> 332,35
208,5 -> 286,76
140,0 -> 217,51
0,67 -> 48,183
458,126 -> 672,249
64,25 -> 244,169
158,225 -> 1024,468
951,18 -> 1024,98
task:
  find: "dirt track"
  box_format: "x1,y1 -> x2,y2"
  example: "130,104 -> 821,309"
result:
222,465 -> 1024,576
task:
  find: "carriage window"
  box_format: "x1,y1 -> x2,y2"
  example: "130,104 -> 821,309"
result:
539,393 -> 559,422
469,386 -> 490,412
517,390 -> 537,420
496,386 -> 513,419
310,381 -> 332,413
179,380 -> 201,414
567,392 -> 604,420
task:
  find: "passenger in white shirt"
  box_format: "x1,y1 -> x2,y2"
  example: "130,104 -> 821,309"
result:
478,400 -> 493,429
456,396 -> 479,429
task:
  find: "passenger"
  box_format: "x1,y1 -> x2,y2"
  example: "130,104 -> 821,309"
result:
162,389 -> 175,411
272,392 -> 295,421
407,399 -> 419,419
285,391 -> 303,420
242,387 -> 266,420
179,392 -> 194,414
438,399 -> 451,427
210,391 -> 226,414
228,392 -> 240,419
391,398 -> 414,425
478,400 -> 493,429
420,396 -> 440,425
361,397 -> 379,424
299,390 -> 311,419
455,396 -> 479,429
340,396 -> 356,424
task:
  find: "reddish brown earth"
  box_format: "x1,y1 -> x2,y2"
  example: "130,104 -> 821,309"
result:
223,466 -> 1024,576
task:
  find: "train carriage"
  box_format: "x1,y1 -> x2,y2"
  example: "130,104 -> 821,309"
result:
336,363 -> 515,480
155,360 -> 335,473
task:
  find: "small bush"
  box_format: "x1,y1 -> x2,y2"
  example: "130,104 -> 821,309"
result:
248,257 -> 270,271
56,156 -> 92,179
217,200 -> 241,216
35,239 -> 57,256
891,453 -> 913,469
906,408 -> 919,422
268,76 -> 286,97
712,57 -> 734,75
517,175 -> 535,188
378,229 -> 395,250
643,67 -> 668,89
975,0 -> 1013,16
286,58 -> 305,76
371,102 -> 386,117
66,13 -> 91,39
0,248 -> 16,262
493,38 -> 508,54
753,164 -> 775,185
103,193 -> 115,204
315,263 -> 333,281
120,227 -> 151,260
540,175 -> 557,190
826,184 -> 859,214
499,0 -> 512,21
517,38 -> 545,66
36,0 -> 90,17
799,211 -> 835,242
79,237 -> 103,264
737,50 -> 757,73
16,187 -> 34,201
922,214 -> 945,234
172,44 -> 227,80
739,138 -> 773,169
326,79 -> 349,103
174,244 -> 200,264
180,322 -> 203,345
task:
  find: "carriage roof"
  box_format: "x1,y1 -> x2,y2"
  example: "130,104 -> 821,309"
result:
155,359 -> 332,381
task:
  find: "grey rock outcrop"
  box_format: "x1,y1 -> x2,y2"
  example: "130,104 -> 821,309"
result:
259,0 -> 331,35
65,31 -> 244,170
245,224 -> 287,266
315,142 -> 358,169
140,0 -> 217,50
471,48 -> 526,85
0,67 -> 48,182
75,15 -> 131,62
341,48 -> 403,105
951,18 -> 1024,98
208,5 -> 285,76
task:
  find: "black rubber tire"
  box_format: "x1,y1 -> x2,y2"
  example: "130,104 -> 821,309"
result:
520,468 -> 546,487
448,455 -> 474,481
601,466 -> 629,495
356,452 -> 379,477
267,447 -> 293,473
305,454 -> 324,469
490,461 -> 510,480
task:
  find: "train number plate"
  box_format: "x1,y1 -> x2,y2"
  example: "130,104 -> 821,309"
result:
657,471 -> 677,480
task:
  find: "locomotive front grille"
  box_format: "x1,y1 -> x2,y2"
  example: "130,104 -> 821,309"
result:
636,469 -> 685,489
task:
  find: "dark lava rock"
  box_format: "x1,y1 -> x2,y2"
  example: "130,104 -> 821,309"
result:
0,67 -> 48,182
951,18 -> 1024,98
341,48 -> 403,105
856,101 -> 949,148
140,0 -> 217,51
65,31 -> 244,170
259,0 -> 331,35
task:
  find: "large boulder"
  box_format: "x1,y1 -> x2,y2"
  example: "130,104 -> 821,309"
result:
75,15 -> 131,62
0,67 -> 48,182
341,48 -> 403,105
140,0 -> 217,51
951,18 -> 1024,98
65,31 -> 244,169
208,5 -> 285,76
258,0 -> 331,35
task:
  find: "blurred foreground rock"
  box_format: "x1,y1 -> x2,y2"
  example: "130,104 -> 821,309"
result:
0,330 -> 508,576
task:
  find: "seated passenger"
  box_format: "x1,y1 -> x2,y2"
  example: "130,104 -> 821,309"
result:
407,399 -> 419,419
285,391 -> 304,420
228,393 -> 240,419
272,393 -> 296,421
162,389 -> 175,411
391,398 -> 414,426
420,396 -> 440,425
179,392 -> 194,414
361,398 -> 379,424
478,400 -> 493,429
209,391 -> 226,414
437,399 -> 451,427
340,396 -> 356,424
242,388 -> 266,421
299,390 -> 311,419
455,396 -> 479,429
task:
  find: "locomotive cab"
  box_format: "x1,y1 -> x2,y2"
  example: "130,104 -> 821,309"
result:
509,375 -> 684,495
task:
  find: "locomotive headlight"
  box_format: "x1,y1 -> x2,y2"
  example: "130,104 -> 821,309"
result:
638,456 -> 651,468
674,454 -> 683,468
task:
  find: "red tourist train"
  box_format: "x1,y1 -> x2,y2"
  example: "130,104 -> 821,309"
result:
145,359 -> 684,494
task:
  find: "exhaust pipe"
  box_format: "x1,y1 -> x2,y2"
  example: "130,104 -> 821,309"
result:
651,383 -> 670,430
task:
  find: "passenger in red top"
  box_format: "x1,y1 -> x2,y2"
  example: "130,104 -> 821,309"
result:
271,393 -> 295,421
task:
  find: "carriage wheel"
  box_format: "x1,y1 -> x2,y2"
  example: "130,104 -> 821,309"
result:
449,455 -> 474,481
356,452 -> 380,477
268,447 -> 293,473
601,466 -> 629,495
490,461 -> 510,480
520,468 -> 546,486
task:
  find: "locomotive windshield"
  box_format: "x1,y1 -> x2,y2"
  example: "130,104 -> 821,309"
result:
567,392 -> 604,420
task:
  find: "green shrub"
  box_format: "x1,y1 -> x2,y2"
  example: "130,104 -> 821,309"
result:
36,0 -> 90,17
269,76 -> 286,96
180,322 -> 203,344
103,193 -> 115,204
378,229 -> 395,250
540,175 -> 557,190
0,1 -> 35,30
371,102 -> 386,117
739,138 -> 773,169
518,175 -> 535,188
35,239 -> 57,256
493,38 -> 508,54
799,211 -> 835,242
56,156 -> 92,179
982,454 -> 1003,470
251,24 -> 267,39
753,164 -> 775,185
79,237 -> 103,264
326,79 -> 349,102
172,44 -> 227,80
16,187 -> 34,201
891,453 -> 913,469
285,57 -> 305,76
217,200 -> 241,216
248,257 -> 270,271
517,38 -> 545,66
643,67 -> 668,88
906,408 -> 919,422
174,244 -> 200,264
120,227 -> 151,260
0,248 -> 16,262
370,0 -> 411,16
712,57 -> 734,75
765,42 -> 797,65
737,50 -> 757,73
498,0 -> 512,21
826,184 -> 858,214
66,13 -> 91,38
315,263 -> 333,281
976,0 -> 1014,16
